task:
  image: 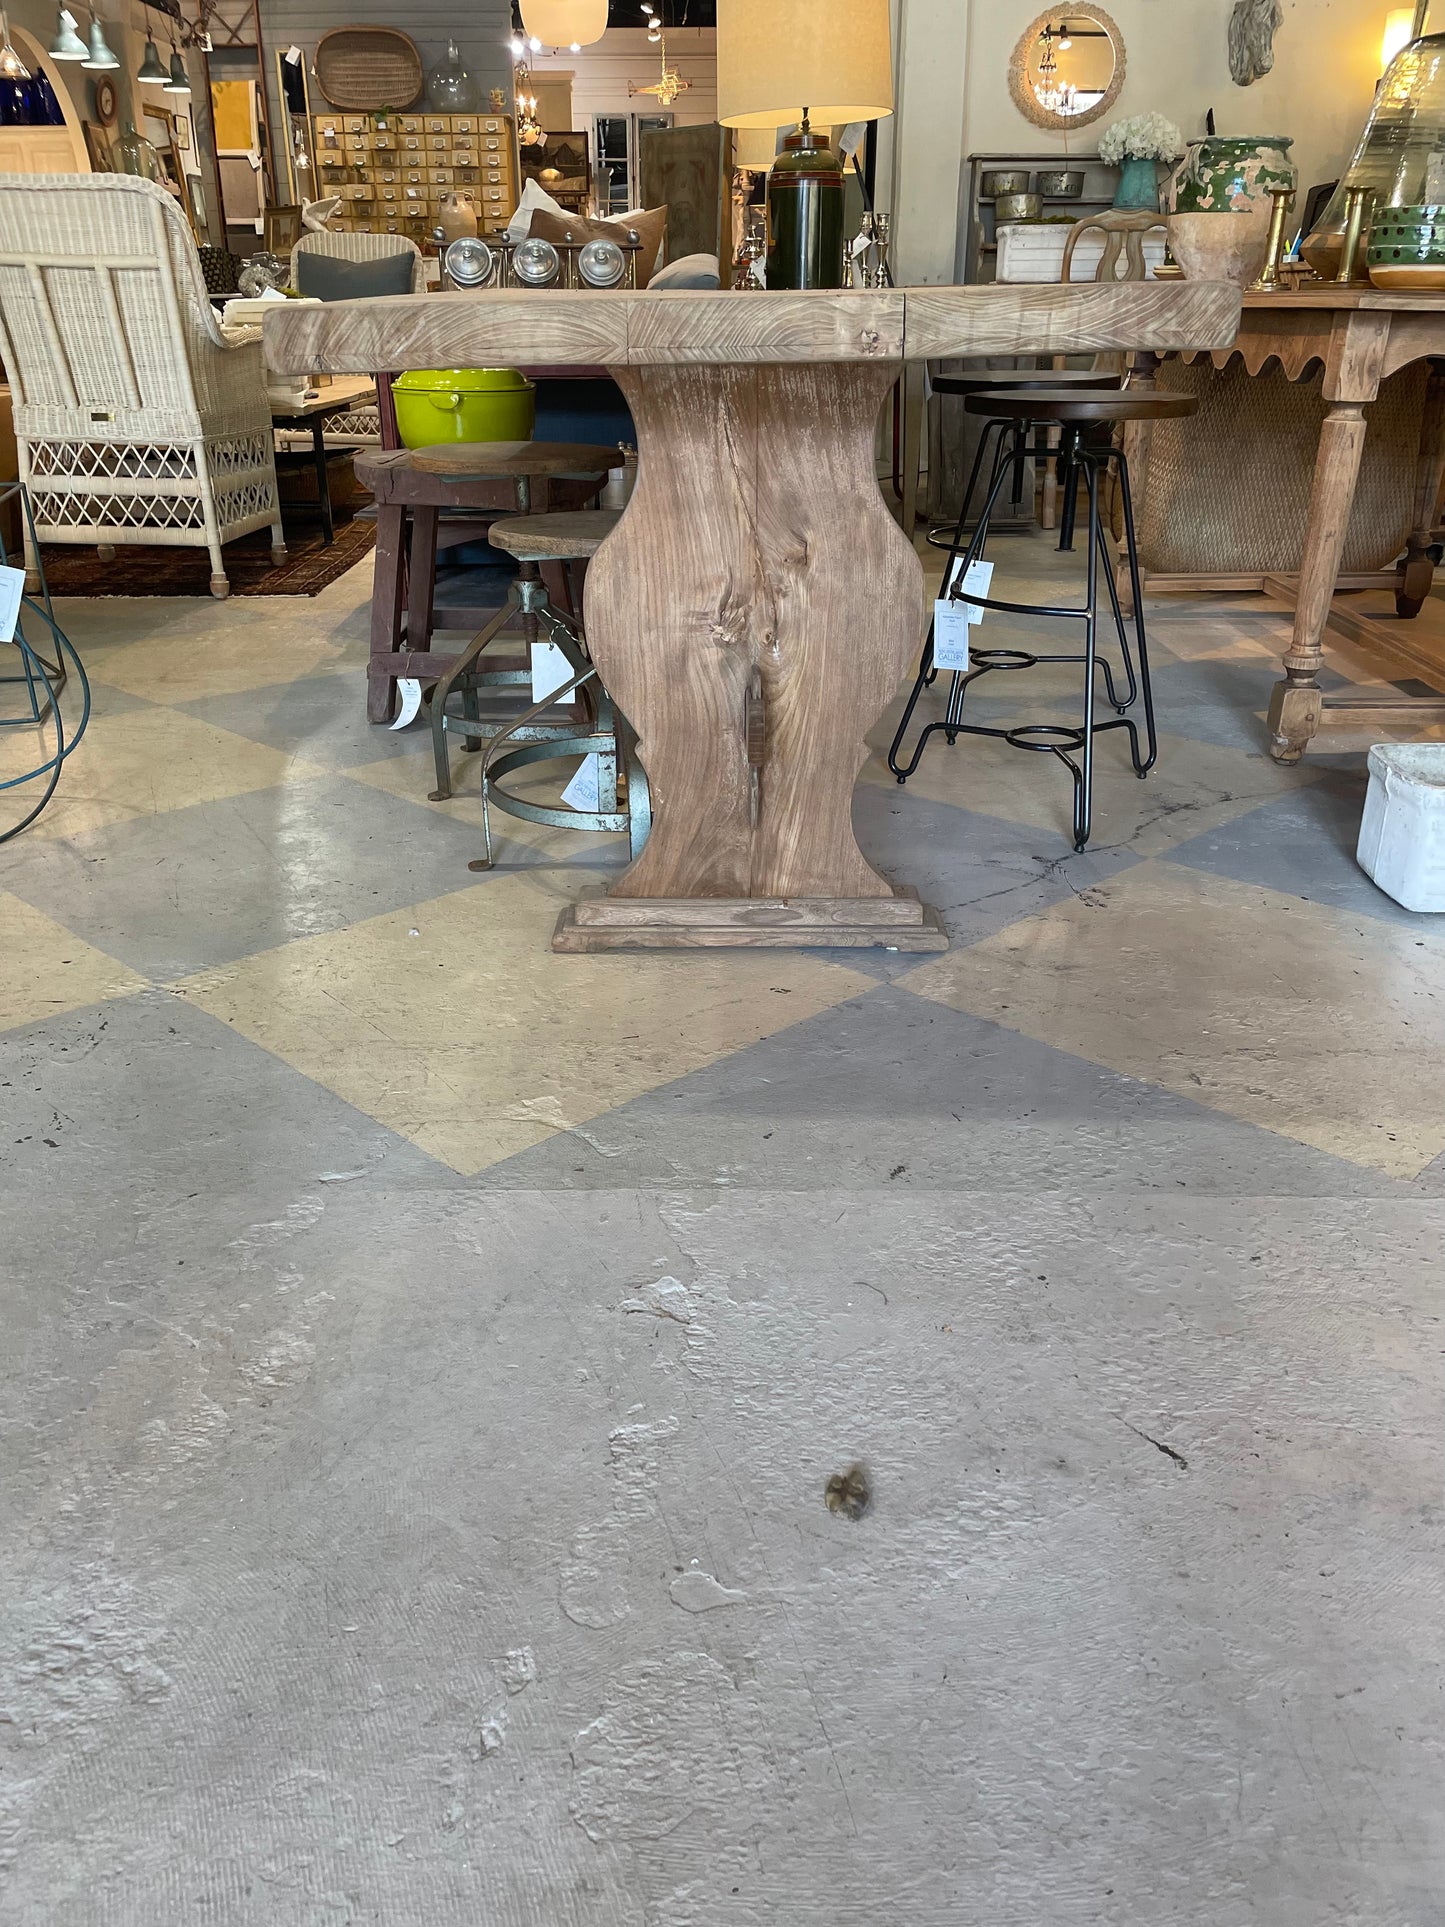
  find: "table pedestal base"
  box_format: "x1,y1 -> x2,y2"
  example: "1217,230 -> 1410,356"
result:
552,887 -> 948,953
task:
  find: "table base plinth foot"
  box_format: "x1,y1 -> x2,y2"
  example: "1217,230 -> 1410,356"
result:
552,890 -> 949,953
1267,674 -> 1323,763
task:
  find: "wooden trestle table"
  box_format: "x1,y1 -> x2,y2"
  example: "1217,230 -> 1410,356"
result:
265,284 -> 1240,953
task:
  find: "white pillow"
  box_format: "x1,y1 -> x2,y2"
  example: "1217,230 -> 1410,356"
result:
505,178 -> 569,241
649,252 -> 721,290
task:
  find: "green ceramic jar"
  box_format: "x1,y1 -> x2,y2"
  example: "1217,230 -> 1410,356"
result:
1168,136 -> 1296,215
1366,205 -> 1445,287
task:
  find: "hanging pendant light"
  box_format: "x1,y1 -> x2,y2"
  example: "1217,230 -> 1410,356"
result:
49,7 -> 87,59
163,44 -> 189,93
518,0 -> 607,51
82,14 -> 119,70
136,35 -> 167,82
0,11 -> 30,79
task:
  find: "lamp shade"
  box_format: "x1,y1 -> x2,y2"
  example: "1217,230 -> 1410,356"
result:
163,47 -> 189,92
732,124 -> 779,167
81,17 -> 119,69
717,0 -> 892,128
136,35 -> 167,81
518,0 -> 608,49
50,7 -> 86,57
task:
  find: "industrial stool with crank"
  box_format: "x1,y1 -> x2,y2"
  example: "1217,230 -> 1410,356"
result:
890,387 -> 1198,851
440,510 -> 651,870
927,369 -> 1124,551
410,441 -> 621,797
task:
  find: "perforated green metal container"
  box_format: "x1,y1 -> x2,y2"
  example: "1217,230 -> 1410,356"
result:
391,368 -> 535,448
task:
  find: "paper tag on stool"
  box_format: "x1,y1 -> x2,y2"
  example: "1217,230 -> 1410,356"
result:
562,752 -> 601,813
0,566 -> 24,644
531,640 -> 572,703
933,599 -> 972,672
941,555 -> 994,614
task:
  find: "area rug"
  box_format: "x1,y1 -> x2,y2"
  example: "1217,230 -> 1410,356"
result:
38,512 -> 376,599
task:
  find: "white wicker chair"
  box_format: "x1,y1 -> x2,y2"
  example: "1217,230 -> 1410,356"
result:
0,173 -> 284,599
285,231 -> 427,448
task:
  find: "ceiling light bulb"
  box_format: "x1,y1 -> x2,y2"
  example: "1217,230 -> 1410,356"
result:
569,39 -> 580,50
509,33 -> 524,56
528,34 -> 541,50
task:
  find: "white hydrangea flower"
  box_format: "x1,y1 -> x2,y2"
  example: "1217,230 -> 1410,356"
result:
1098,114 -> 1185,164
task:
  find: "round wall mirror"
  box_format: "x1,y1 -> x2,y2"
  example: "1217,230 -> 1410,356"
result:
1008,5 -> 1126,132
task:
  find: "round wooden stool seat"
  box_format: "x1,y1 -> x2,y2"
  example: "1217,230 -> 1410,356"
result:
488,510 -> 621,562
412,440 -> 618,480
932,370 -> 1122,397
964,390 -> 1199,424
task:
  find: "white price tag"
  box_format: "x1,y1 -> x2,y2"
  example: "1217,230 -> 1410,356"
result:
530,640 -> 573,704
942,555 -> 995,618
0,565 -> 24,645
561,752 -> 601,813
933,598 -> 971,672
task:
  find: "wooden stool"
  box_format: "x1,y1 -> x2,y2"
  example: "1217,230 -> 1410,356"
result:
891,388 -> 1198,851
355,441 -> 616,725
443,510 -> 650,868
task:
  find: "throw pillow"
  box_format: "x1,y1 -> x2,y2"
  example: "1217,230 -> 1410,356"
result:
294,249 -> 416,302
648,252 -> 721,290
526,206 -> 668,287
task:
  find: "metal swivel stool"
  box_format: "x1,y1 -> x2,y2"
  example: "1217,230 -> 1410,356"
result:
407,441 -> 620,791
927,369 -> 1124,553
434,508 -> 651,870
890,386 -> 1198,851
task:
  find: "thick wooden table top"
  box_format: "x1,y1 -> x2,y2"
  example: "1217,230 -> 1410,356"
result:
1241,286 -> 1445,313
264,283 -> 1242,376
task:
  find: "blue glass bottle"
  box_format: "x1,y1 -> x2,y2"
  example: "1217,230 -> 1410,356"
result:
30,70 -> 66,126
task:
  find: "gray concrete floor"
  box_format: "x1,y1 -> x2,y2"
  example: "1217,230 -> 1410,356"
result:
2,543 -> 1444,1923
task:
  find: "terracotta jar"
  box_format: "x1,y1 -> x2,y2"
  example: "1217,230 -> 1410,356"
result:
437,192 -> 478,246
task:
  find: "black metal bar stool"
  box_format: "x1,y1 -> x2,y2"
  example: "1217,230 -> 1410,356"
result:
890,387 -> 1198,851
927,369 -> 1124,555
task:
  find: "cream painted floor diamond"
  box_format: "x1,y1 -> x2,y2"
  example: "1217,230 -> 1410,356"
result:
0,894 -> 148,1033
903,859 -> 1445,1179
174,870 -> 875,1175
0,709 -> 322,842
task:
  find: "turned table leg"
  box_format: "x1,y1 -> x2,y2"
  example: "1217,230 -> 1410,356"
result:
1397,358 -> 1445,618
1267,399 -> 1370,763
552,360 -> 946,952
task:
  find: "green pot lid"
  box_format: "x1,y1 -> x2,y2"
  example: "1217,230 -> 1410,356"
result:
393,368 -> 533,393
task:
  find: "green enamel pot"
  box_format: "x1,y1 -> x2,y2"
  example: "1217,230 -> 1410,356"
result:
391,368 -> 536,449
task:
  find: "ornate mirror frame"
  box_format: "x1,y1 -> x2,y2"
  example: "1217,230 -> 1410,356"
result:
1008,3 -> 1127,133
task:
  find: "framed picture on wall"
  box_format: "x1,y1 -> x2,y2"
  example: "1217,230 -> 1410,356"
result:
82,122 -> 111,172
174,116 -> 190,152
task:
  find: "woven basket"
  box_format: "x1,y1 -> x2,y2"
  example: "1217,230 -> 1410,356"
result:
1136,358 -> 1427,575
314,27 -> 423,111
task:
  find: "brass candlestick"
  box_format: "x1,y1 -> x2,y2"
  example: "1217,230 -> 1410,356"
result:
1250,187 -> 1295,292
1337,184 -> 1375,285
